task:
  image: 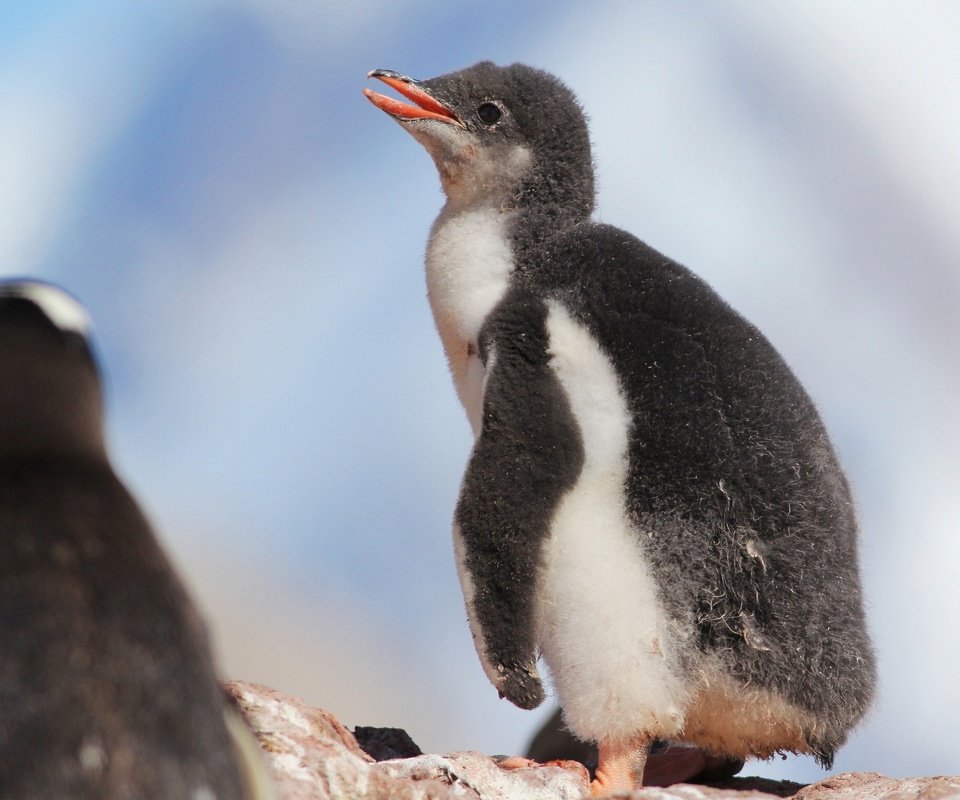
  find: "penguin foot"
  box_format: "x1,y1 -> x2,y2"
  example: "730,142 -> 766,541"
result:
526,709 -> 745,788
495,755 -> 590,783
590,737 -> 651,797
494,755 -> 537,770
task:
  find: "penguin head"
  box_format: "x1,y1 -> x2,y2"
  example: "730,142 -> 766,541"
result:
365,62 -> 594,219
0,280 -> 105,460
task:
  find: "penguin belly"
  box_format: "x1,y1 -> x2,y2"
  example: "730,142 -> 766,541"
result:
535,301 -> 823,756
535,300 -> 689,745
426,204 -> 515,434
679,668 -> 819,758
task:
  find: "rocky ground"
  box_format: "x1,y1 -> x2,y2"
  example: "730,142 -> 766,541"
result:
224,681 -> 959,800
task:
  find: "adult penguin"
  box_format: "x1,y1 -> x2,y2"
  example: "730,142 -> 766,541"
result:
0,281 -> 272,800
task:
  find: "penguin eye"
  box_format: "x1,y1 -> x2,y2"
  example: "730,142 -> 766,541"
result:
476,102 -> 502,126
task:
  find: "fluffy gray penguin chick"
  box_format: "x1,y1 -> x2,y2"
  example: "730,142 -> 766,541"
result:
364,63 -> 875,796
0,281 -> 273,800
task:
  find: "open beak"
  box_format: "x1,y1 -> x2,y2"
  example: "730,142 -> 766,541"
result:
363,69 -> 463,126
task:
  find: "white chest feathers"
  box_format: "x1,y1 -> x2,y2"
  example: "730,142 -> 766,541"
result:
426,205 -> 515,435
537,300 -> 689,744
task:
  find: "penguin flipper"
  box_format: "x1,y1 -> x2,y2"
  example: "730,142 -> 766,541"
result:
453,295 -> 584,710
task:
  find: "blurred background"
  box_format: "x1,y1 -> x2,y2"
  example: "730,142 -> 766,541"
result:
2,0 -> 957,784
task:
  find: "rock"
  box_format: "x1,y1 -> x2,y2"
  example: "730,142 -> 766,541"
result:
377,752 -> 588,799
710,776 -> 804,797
225,680 -> 588,799
606,774 -> 960,800
224,680 -> 960,800
630,787 -> 785,800
791,772 -> 960,800
224,680 -> 377,800
354,727 -> 423,761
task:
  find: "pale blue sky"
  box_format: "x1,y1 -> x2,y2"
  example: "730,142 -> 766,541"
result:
2,1 -> 958,783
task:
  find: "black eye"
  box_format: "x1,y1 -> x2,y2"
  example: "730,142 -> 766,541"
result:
476,102 -> 502,126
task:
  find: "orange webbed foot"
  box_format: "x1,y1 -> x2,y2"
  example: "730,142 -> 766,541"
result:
496,754 -> 591,783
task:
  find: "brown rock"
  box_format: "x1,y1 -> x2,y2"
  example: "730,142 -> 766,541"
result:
226,680 -> 371,762
225,681 -> 960,800
792,773 -> 960,800
621,775 -> 960,800
378,751 -> 589,799
225,680 -> 379,799
225,680 -> 588,799
711,776 -> 804,797
631,787 -> 782,800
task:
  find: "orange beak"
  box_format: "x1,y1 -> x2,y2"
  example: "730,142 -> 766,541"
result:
363,69 -> 463,126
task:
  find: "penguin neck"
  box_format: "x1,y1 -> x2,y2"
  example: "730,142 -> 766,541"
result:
426,197 -> 589,331
426,199 -> 518,433
425,195 -> 592,433
511,202 -> 591,255
513,166 -> 595,245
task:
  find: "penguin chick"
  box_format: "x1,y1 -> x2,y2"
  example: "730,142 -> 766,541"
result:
0,281 -> 272,800
364,63 -> 876,796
